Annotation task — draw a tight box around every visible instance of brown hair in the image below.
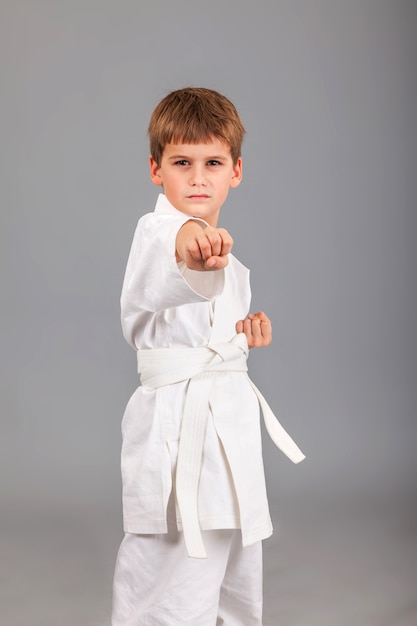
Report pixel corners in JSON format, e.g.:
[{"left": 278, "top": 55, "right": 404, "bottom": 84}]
[{"left": 148, "top": 87, "right": 245, "bottom": 165}]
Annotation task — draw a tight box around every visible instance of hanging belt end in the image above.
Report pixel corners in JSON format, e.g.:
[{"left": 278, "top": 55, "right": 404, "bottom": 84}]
[{"left": 183, "top": 530, "right": 208, "bottom": 559}]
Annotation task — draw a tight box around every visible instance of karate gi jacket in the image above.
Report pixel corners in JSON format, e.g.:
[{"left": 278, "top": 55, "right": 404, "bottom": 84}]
[{"left": 120, "top": 193, "right": 304, "bottom": 551}]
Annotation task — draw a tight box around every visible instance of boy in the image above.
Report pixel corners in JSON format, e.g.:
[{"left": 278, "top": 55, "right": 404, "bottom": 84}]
[{"left": 112, "top": 87, "right": 305, "bottom": 625}]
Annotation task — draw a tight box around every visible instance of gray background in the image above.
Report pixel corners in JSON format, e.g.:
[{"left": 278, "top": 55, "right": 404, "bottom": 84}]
[{"left": 1, "top": 1, "right": 416, "bottom": 625}]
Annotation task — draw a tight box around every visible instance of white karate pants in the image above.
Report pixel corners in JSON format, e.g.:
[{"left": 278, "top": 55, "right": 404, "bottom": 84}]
[{"left": 112, "top": 525, "right": 263, "bottom": 626}]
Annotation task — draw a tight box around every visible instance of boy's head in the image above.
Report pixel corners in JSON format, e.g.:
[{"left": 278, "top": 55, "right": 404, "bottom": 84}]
[{"left": 148, "top": 87, "right": 245, "bottom": 166}]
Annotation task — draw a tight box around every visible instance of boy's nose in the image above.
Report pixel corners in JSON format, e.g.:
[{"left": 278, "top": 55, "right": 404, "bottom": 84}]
[{"left": 189, "top": 166, "right": 207, "bottom": 186}]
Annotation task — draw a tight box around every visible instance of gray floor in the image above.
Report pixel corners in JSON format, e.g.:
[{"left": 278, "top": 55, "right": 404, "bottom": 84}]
[
  {"left": 1, "top": 494, "right": 416, "bottom": 626},
  {"left": 263, "top": 496, "right": 417, "bottom": 626}
]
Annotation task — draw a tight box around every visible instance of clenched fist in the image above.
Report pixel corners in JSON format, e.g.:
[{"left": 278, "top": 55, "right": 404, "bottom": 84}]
[
  {"left": 236, "top": 311, "right": 272, "bottom": 348},
  {"left": 176, "top": 221, "right": 233, "bottom": 271}
]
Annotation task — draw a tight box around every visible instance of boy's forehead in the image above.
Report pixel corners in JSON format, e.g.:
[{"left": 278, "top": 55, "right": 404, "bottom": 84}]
[{"left": 163, "top": 138, "right": 232, "bottom": 157}]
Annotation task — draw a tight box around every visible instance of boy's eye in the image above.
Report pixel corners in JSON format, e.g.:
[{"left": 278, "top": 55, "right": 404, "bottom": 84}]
[
  {"left": 174, "top": 160, "right": 189, "bottom": 166},
  {"left": 207, "top": 160, "right": 221, "bottom": 166}
]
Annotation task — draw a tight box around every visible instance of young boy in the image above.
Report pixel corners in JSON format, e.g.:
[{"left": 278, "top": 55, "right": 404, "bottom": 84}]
[{"left": 112, "top": 87, "right": 305, "bottom": 625}]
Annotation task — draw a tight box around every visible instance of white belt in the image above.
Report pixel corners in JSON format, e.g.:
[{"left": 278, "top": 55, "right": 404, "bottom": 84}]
[{"left": 137, "top": 333, "right": 305, "bottom": 558}]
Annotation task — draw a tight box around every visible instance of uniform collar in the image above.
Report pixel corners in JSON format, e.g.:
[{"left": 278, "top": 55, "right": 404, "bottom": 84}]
[
  {"left": 154, "top": 193, "right": 209, "bottom": 226},
  {"left": 154, "top": 193, "right": 184, "bottom": 217}
]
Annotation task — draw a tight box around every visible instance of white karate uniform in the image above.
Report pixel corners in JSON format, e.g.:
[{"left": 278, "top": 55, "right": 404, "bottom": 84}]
[
  {"left": 113, "top": 194, "right": 304, "bottom": 624},
  {"left": 112, "top": 497, "right": 263, "bottom": 625}
]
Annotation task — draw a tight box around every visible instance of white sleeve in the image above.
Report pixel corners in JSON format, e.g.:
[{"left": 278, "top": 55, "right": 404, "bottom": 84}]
[{"left": 121, "top": 214, "right": 225, "bottom": 313}]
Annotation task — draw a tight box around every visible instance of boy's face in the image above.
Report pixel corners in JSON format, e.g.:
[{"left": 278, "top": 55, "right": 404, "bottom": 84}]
[{"left": 149, "top": 138, "right": 242, "bottom": 227}]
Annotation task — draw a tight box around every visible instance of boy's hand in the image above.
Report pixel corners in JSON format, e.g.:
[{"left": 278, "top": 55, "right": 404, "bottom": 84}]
[
  {"left": 176, "top": 221, "right": 233, "bottom": 271},
  {"left": 236, "top": 311, "right": 272, "bottom": 348}
]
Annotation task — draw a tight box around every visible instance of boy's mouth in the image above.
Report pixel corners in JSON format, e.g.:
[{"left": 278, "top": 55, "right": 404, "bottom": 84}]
[{"left": 187, "top": 194, "right": 210, "bottom": 199}]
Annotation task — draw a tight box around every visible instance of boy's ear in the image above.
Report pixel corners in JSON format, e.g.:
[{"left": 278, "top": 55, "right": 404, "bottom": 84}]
[
  {"left": 149, "top": 156, "right": 163, "bottom": 186},
  {"left": 230, "top": 157, "right": 243, "bottom": 188}
]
